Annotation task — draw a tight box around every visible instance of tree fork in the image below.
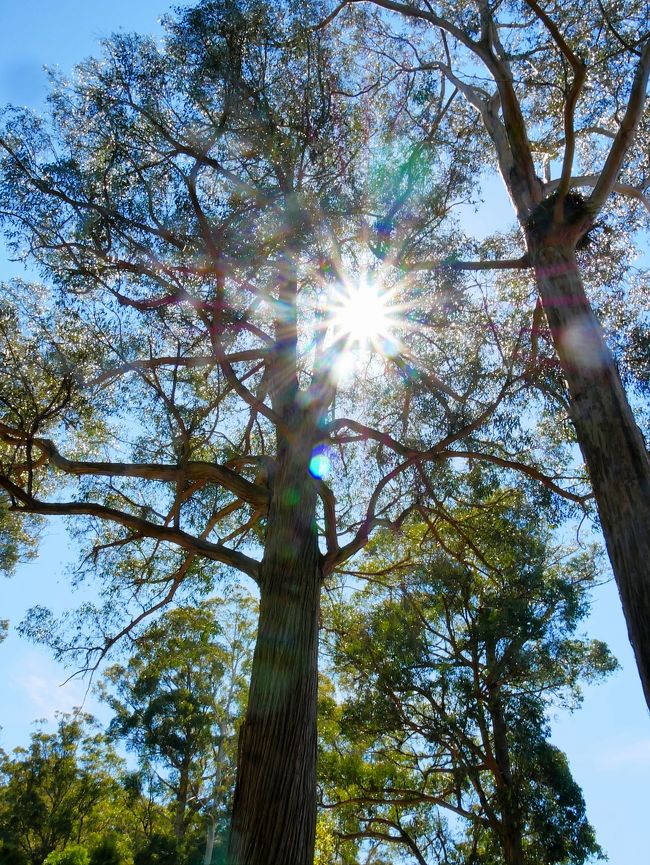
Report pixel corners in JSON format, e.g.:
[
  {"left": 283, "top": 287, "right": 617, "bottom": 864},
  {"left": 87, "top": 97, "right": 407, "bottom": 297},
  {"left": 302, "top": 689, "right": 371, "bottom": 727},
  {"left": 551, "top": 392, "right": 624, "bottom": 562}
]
[{"left": 533, "top": 241, "right": 650, "bottom": 710}]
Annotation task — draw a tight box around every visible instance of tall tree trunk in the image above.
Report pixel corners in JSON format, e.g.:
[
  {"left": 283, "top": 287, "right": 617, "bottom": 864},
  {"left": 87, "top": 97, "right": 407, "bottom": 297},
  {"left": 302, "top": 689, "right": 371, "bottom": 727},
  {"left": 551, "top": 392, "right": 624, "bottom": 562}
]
[
  {"left": 532, "top": 241, "right": 650, "bottom": 709},
  {"left": 227, "top": 433, "right": 321, "bottom": 865}
]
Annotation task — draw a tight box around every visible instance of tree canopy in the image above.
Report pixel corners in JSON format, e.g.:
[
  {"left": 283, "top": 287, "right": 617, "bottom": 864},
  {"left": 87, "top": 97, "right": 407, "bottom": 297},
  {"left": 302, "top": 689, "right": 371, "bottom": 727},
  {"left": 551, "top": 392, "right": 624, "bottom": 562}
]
[
  {"left": 0, "top": 1, "right": 648, "bottom": 863},
  {"left": 320, "top": 491, "right": 616, "bottom": 864},
  {"left": 0, "top": 715, "right": 124, "bottom": 865},
  {"left": 326, "top": 0, "right": 650, "bottom": 705},
  {"left": 100, "top": 591, "right": 255, "bottom": 860}
]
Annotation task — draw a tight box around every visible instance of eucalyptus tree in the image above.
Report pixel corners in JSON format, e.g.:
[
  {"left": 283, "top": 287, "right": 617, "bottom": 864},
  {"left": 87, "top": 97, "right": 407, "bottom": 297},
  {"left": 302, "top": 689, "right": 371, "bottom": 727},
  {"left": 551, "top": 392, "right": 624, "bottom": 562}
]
[
  {"left": 325, "top": 0, "right": 650, "bottom": 709},
  {"left": 199, "top": 593, "right": 255, "bottom": 865},
  {"left": 100, "top": 593, "right": 255, "bottom": 860},
  {"left": 0, "top": 715, "right": 125, "bottom": 865},
  {"left": 0, "top": 1, "right": 591, "bottom": 862},
  {"left": 321, "top": 489, "right": 615, "bottom": 865}
]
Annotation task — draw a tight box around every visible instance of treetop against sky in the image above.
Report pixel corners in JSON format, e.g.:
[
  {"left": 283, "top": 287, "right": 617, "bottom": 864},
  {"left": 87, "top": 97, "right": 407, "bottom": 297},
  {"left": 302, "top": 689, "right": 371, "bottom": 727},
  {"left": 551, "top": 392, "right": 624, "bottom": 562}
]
[{"left": 0, "top": 0, "right": 588, "bottom": 628}]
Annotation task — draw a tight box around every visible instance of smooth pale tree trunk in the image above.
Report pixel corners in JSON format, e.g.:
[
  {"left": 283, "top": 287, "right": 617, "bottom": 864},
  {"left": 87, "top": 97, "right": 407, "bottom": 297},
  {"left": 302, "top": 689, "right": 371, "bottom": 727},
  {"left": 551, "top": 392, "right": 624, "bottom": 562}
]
[
  {"left": 203, "top": 723, "right": 226, "bottom": 865},
  {"left": 532, "top": 241, "right": 650, "bottom": 709},
  {"left": 205, "top": 648, "right": 242, "bottom": 865},
  {"left": 227, "top": 431, "right": 321, "bottom": 865},
  {"left": 204, "top": 820, "right": 217, "bottom": 865}
]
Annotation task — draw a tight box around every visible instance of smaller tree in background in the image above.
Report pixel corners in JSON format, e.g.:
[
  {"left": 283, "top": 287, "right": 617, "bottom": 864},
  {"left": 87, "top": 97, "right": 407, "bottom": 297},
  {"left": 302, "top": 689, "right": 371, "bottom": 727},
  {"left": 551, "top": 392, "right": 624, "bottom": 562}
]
[
  {"left": 120, "top": 769, "right": 184, "bottom": 865},
  {"left": 0, "top": 714, "right": 125, "bottom": 865},
  {"left": 99, "top": 591, "right": 255, "bottom": 863},
  {"left": 320, "top": 487, "right": 617, "bottom": 865}
]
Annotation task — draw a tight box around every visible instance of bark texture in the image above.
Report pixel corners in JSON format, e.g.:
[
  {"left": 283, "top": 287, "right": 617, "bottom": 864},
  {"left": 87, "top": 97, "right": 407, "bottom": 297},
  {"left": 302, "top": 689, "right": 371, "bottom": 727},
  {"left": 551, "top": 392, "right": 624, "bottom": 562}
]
[
  {"left": 533, "top": 242, "right": 650, "bottom": 709},
  {"left": 227, "top": 436, "right": 321, "bottom": 865}
]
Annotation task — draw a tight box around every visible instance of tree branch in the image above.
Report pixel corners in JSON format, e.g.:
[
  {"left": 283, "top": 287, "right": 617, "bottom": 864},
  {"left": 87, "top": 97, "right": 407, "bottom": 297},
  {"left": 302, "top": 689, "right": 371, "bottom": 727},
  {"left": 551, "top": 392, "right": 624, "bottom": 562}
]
[
  {"left": 404, "top": 255, "right": 531, "bottom": 272},
  {"left": 315, "top": 478, "right": 340, "bottom": 560},
  {"left": 523, "top": 0, "right": 587, "bottom": 209},
  {"left": 589, "top": 35, "right": 650, "bottom": 215},
  {"left": 0, "top": 476, "right": 260, "bottom": 580},
  {"left": 544, "top": 174, "right": 650, "bottom": 213},
  {"left": 90, "top": 350, "right": 267, "bottom": 386},
  {"left": 0, "top": 426, "right": 269, "bottom": 508},
  {"left": 438, "top": 449, "right": 589, "bottom": 503}
]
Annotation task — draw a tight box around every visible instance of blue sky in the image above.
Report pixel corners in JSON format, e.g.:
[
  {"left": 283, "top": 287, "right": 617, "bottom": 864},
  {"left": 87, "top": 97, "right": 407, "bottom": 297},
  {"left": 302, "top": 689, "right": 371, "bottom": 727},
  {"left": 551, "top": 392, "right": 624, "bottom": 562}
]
[{"left": 0, "top": 3, "right": 648, "bottom": 863}]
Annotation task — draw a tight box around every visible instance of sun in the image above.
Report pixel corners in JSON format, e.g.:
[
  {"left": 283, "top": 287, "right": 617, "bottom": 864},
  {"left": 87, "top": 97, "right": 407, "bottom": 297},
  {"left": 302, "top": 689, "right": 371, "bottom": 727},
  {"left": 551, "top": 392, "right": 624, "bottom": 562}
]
[{"left": 328, "top": 276, "right": 399, "bottom": 352}]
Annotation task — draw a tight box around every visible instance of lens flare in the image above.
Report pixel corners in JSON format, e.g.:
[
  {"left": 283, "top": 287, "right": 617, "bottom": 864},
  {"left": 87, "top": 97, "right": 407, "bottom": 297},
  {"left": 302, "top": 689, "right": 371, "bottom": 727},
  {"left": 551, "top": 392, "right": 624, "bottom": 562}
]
[
  {"left": 309, "top": 446, "right": 332, "bottom": 479},
  {"left": 328, "top": 276, "right": 399, "bottom": 352}
]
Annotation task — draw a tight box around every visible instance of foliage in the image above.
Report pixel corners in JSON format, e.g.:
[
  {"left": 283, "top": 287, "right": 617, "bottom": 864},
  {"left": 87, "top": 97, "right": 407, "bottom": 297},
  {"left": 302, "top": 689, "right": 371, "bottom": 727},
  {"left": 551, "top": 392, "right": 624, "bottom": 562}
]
[
  {"left": 132, "top": 834, "right": 179, "bottom": 865},
  {"left": 0, "top": 715, "right": 125, "bottom": 865},
  {"left": 0, "top": 0, "right": 590, "bottom": 666},
  {"left": 321, "top": 489, "right": 616, "bottom": 864},
  {"left": 314, "top": 813, "right": 337, "bottom": 865},
  {"left": 0, "top": 0, "right": 647, "bottom": 860},
  {"left": 99, "top": 591, "right": 255, "bottom": 854},
  {"left": 43, "top": 847, "right": 90, "bottom": 865},
  {"left": 88, "top": 837, "right": 122, "bottom": 865},
  {"left": 0, "top": 500, "right": 40, "bottom": 578}
]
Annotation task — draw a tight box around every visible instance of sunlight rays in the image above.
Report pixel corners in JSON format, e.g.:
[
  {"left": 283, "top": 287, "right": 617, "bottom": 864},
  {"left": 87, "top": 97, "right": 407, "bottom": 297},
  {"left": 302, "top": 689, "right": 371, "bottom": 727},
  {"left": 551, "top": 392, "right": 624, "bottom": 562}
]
[{"left": 327, "top": 274, "right": 402, "bottom": 357}]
